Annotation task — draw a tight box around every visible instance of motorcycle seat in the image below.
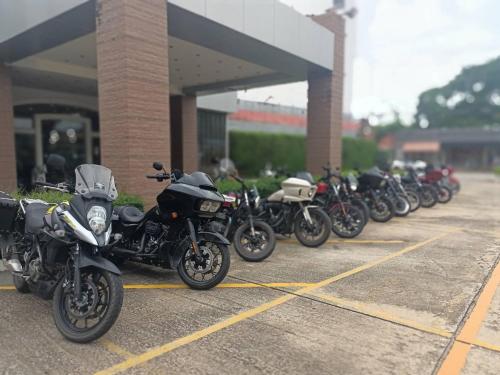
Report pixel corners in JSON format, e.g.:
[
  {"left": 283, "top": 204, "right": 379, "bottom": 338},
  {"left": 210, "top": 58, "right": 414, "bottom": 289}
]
[
  {"left": 115, "top": 206, "right": 144, "bottom": 224},
  {"left": 25, "top": 202, "right": 49, "bottom": 234}
]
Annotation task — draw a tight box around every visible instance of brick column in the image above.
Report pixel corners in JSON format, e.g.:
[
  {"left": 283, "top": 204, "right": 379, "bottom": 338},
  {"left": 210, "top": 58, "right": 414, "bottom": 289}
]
[
  {"left": 170, "top": 95, "right": 199, "bottom": 173},
  {"left": 0, "top": 65, "right": 17, "bottom": 192},
  {"left": 96, "top": 0, "right": 170, "bottom": 207},
  {"left": 307, "top": 11, "right": 345, "bottom": 174}
]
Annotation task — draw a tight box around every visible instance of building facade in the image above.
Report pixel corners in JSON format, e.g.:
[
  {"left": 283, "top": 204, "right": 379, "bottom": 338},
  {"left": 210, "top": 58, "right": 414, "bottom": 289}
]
[{"left": 0, "top": 0, "right": 345, "bottom": 205}]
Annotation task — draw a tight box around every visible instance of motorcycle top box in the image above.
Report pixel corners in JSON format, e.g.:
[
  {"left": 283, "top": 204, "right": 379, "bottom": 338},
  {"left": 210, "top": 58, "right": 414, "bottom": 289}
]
[
  {"left": 0, "top": 191, "right": 18, "bottom": 233},
  {"left": 268, "top": 178, "right": 317, "bottom": 202}
]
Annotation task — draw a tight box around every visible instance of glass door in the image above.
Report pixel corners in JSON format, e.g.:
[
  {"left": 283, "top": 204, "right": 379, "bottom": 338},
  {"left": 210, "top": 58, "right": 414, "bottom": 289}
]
[{"left": 35, "top": 114, "right": 92, "bottom": 178}]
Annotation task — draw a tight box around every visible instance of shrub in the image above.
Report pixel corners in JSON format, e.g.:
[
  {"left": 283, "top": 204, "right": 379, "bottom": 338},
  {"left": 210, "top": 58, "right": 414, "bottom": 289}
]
[
  {"left": 12, "top": 190, "right": 144, "bottom": 210},
  {"left": 494, "top": 166, "right": 500, "bottom": 176},
  {"left": 216, "top": 177, "right": 285, "bottom": 198},
  {"left": 229, "top": 131, "right": 382, "bottom": 177}
]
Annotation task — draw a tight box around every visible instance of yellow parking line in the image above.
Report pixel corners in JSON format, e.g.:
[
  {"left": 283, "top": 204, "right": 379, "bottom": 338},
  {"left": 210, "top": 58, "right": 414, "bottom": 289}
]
[
  {"left": 100, "top": 339, "right": 135, "bottom": 359},
  {"left": 468, "top": 338, "right": 500, "bottom": 353},
  {"left": 437, "top": 260, "right": 500, "bottom": 375},
  {"left": 280, "top": 239, "right": 405, "bottom": 245},
  {"left": 0, "top": 282, "right": 315, "bottom": 292},
  {"left": 123, "top": 282, "right": 315, "bottom": 290},
  {"left": 94, "top": 229, "right": 458, "bottom": 375},
  {"left": 311, "top": 293, "right": 452, "bottom": 338}
]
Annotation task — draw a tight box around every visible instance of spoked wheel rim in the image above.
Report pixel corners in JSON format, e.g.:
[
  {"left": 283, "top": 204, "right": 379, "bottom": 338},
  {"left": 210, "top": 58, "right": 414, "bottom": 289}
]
[
  {"left": 297, "top": 211, "right": 328, "bottom": 242},
  {"left": 331, "top": 207, "right": 363, "bottom": 236},
  {"left": 373, "top": 201, "right": 389, "bottom": 219},
  {"left": 182, "top": 242, "right": 223, "bottom": 283},
  {"left": 240, "top": 229, "right": 270, "bottom": 255},
  {"left": 60, "top": 271, "right": 110, "bottom": 331}
]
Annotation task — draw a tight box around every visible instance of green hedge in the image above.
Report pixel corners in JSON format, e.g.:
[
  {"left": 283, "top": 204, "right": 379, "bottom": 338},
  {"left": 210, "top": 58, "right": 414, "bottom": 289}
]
[
  {"left": 229, "top": 131, "right": 383, "bottom": 177},
  {"left": 12, "top": 190, "right": 144, "bottom": 210},
  {"left": 216, "top": 177, "right": 284, "bottom": 198},
  {"left": 494, "top": 166, "right": 500, "bottom": 176},
  {"left": 230, "top": 131, "right": 305, "bottom": 177}
]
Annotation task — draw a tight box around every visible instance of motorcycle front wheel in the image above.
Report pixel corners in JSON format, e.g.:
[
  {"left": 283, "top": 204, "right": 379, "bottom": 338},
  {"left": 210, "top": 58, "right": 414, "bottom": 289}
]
[
  {"left": 369, "top": 196, "right": 395, "bottom": 222},
  {"left": 420, "top": 185, "right": 438, "bottom": 208},
  {"left": 329, "top": 205, "right": 365, "bottom": 238},
  {"left": 177, "top": 241, "right": 230, "bottom": 290},
  {"left": 294, "top": 208, "right": 331, "bottom": 247},
  {"left": 53, "top": 268, "right": 123, "bottom": 343},
  {"left": 394, "top": 194, "right": 411, "bottom": 217},
  {"left": 233, "top": 221, "right": 276, "bottom": 262},
  {"left": 437, "top": 185, "right": 453, "bottom": 204},
  {"left": 406, "top": 189, "right": 421, "bottom": 212}
]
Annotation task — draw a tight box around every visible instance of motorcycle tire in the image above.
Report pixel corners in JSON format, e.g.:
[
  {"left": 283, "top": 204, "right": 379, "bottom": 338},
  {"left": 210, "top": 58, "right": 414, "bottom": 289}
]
[
  {"left": 233, "top": 221, "right": 276, "bottom": 262},
  {"left": 394, "top": 194, "right": 411, "bottom": 217},
  {"left": 177, "top": 241, "right": 230, "bottom": 290},
  {"left": 370, "top": 196, "right": 395, "bottom": 223},
  {"left": 351, "top": 198, "right": 370, "bottom": 226},
  {"left": 329, "top": 205, "right": 365, "bottom": 238},
  {"left": 420, "top": 185, "right": 438, "bottom": 208},
  {"left": 451, "top": 182, "right": 461, "bottom": 194},
  {"left": 437, "top": 185, "right": 453, "bottom": 204},
  {"left": 294, "top": 208, "right": 331, "bottom": 247},
  {"left": 53, "top": 269, "right": 123, "bottom": 343},
  {"left": 405, "top": 189, "right": 421, "bottom": 212}
]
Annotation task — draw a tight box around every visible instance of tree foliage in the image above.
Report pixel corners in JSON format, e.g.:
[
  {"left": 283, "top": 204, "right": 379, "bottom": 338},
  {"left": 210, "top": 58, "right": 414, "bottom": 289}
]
[{"left": 415, "top": 56, "right": 500, "bottom": 128}]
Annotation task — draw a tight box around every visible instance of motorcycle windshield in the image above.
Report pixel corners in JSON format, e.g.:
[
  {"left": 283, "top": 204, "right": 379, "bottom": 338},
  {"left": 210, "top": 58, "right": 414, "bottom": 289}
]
[{"left": 74, "top": 164, "right": 118, "bottom": 200}]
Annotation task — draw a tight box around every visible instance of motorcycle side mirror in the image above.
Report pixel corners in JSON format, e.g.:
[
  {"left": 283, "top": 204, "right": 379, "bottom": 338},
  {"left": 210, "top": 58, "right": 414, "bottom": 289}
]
[{"left": 153, "top": 162, "right": 163, "bottom": 171}]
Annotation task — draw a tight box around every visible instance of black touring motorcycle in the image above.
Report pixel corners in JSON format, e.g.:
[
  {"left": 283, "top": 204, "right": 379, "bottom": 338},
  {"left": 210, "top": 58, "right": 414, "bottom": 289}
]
[
  {"left": 109, "top": 163, "right": 230, "bottom": 290},
  {"left": 0, "top": 164, "right": 123, "bottom": 343}
]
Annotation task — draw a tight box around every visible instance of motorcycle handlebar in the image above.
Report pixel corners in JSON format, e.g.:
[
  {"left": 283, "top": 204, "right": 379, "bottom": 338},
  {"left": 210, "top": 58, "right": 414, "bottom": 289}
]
[{"left": 146, "top": 173, "right": 170, "bottom": 181}]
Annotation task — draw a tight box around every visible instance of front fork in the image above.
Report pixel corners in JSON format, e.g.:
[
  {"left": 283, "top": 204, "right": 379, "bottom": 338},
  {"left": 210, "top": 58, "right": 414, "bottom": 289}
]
[
  {"left": 300, "top": 203, "right": 314, "bottom": 226},
  {"left": 73, "top": 243, "right": 82, "bottom": 300},
  {"left": 187, "top": 219, "right": 202, "bottom": 260}
]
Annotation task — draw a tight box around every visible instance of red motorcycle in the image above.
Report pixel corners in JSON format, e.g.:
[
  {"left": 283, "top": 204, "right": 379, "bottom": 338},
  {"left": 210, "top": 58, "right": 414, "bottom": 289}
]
[
  {"left": 441, "top": 166, "right": 460, "bottom": 194},
  {"left": 420, "top": 167, "right": 453, "bottom": 204}
]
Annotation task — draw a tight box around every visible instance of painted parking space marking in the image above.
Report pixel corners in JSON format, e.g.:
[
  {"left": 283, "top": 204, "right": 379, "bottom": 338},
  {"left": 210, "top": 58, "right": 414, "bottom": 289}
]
[
  {"left": 100, "top": 339, "right": 135, "bottom": 359},
  {"left": 280, "top": 239, "right": 406, "bottom": 245},
  {"left": 437, "top": 259, "right": 500, "bottom": 375},
  {"left": 0, "top": 282, "right": 316, "bottom": 292},
  {"left": 310, "top": 293, "right": 453, "bottom": 338},
  {"left": 94, "top": 229, "right": 459, "bottom": 375}
]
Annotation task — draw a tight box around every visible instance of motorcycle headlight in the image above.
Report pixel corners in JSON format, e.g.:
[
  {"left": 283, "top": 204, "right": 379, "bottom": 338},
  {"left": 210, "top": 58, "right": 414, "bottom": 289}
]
[
  {"left": 350, "top": 184, "right": 358, "bottom": 191},
  {"left": 199, "top": 200, "right": 221, "bottom": 213},
  {"left": 87, "top": 206, "right": 107, "bottom": 235}
]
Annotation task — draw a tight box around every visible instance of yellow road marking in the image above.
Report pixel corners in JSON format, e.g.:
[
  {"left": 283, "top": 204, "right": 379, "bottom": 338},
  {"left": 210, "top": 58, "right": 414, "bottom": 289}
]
[
  {"left": 468, "top": 338, "right": 500, "bottom": 353},
  {"left": 311, "top": 293, "right": 452, "bottom": 338},
  {"left": 280, "top": 239, "right": 405, "bottom": 245},
  {"left": 437, "top": 260, "right": 500, "bottom": 375},
  {"left": 0, "top": 282, "right": 315, "bottom": 292},
  {"left": 100, "top": 339, "right": 135, "bottom": 359},
  {"left": 94, "top": 229, "right": 458, "bottom": 375}
]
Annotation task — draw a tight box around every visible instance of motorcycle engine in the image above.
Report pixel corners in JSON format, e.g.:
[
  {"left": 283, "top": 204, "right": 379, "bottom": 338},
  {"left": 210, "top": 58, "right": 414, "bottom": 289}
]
[{"left": 143, "top": 221, "right": 164, "bottom": 254}]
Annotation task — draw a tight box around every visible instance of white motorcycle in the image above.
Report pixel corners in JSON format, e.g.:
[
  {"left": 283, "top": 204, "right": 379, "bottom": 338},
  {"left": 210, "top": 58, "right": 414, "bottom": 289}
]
[{"left": 257, "top": 177, "right": 331, "bottom": 247}]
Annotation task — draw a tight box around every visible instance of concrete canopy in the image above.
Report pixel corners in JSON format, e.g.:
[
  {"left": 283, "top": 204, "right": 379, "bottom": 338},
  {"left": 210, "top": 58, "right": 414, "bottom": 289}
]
[{"left": 0, "top": 0, "right": 335, "bottom": 96}]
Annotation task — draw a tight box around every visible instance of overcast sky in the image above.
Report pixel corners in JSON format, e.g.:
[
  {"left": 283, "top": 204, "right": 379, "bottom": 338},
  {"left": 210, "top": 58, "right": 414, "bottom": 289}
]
[{"left": 238, "top": 0, "right": 499, "bottom": 123}]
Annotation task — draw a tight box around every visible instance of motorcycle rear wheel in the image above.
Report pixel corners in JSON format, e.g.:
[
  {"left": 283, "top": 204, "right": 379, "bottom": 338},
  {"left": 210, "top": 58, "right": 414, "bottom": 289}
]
[{"left": 233, "top": 221, "right": 276, "bottom": 262}]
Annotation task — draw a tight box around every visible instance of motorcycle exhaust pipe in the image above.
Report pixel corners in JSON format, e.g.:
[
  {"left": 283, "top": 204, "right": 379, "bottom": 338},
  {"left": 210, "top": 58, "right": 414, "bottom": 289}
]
[{"left": 3, "top": 259, "right": 23, "bottom": 273}]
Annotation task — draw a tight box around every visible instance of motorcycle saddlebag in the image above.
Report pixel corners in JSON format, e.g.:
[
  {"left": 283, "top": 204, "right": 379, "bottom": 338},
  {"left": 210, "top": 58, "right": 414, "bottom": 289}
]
[{"left": 0, "top": 191, "right": 18, "bottom": 232}]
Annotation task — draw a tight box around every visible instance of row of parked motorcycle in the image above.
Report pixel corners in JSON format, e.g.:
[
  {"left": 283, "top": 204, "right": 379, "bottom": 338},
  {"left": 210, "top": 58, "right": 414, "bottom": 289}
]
[{"left": 0, "top": 155, "right": 459, "bottom": 344}]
